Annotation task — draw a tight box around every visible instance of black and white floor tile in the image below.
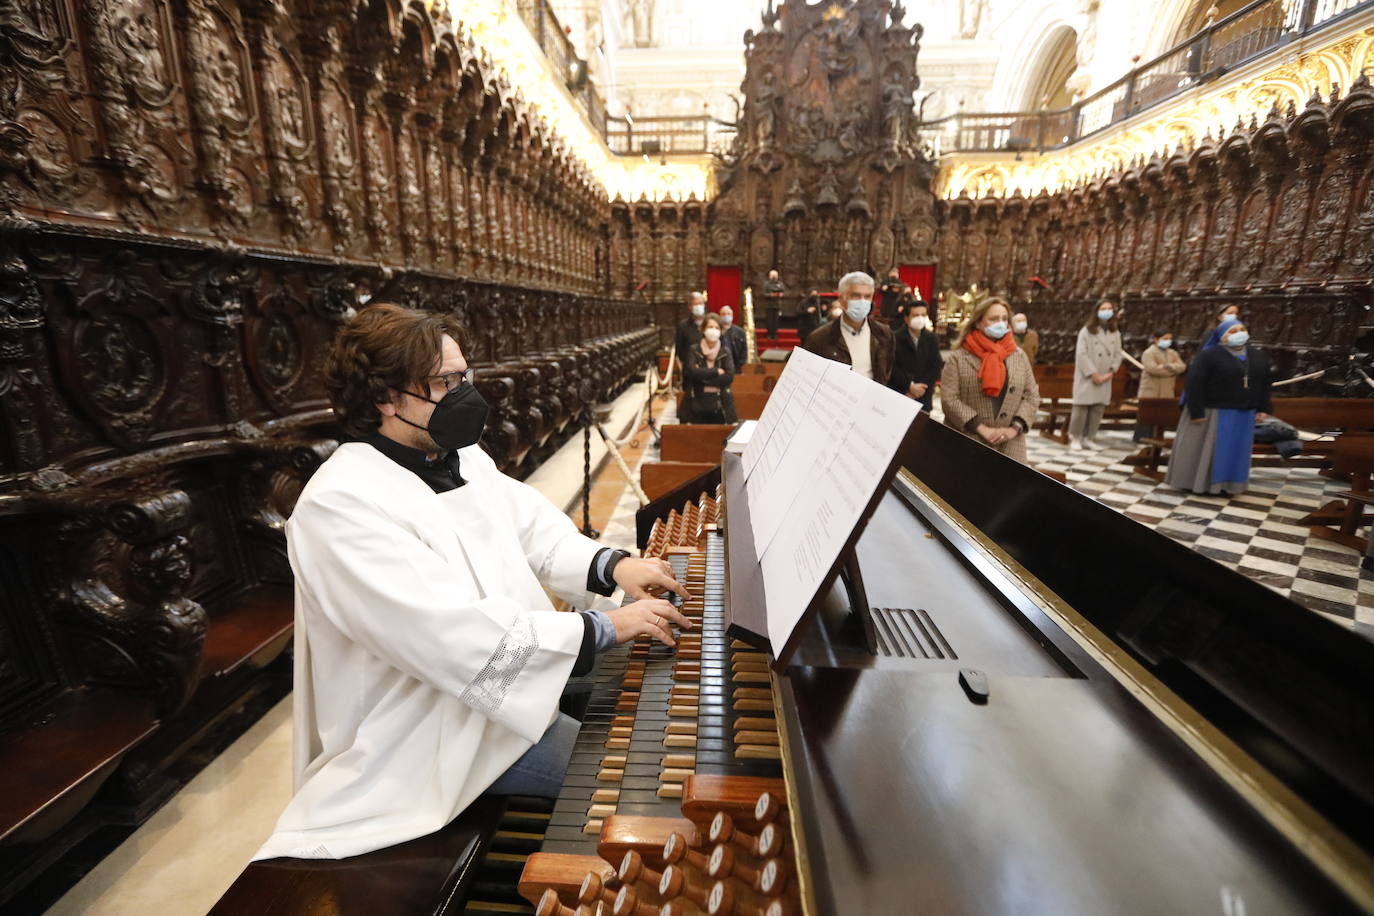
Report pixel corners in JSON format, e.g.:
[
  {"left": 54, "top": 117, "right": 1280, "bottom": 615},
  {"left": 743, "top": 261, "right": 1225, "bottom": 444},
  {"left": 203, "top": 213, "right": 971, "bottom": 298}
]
[{"left": 1020, "top": 426, "right": 1374, "bottom": 640}]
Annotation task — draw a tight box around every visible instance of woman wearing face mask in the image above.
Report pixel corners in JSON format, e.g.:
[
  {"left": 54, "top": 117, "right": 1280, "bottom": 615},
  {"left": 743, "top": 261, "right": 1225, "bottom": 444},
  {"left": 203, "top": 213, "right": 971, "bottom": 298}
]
[
  {"left": 940, "top": 297, "right": 1040, "bottom": 462},
  {"left": 679, "top": 313, "right": 737, "bottom": 424},
  {"left": 1202, "top": 304, "right": 1241, "bottom": 348},
  {"left": 1166, "top": 319, "right": 1272, "bottom": 496},
  {"left": 1068, "top": 299, "right": 1124, "bottom": 451},
  {"left": 888, "top": 303, "right": 944, "bottom": 412},
  {"left": 1134, "top": 330, "right": 1187, "bottom": 441}
]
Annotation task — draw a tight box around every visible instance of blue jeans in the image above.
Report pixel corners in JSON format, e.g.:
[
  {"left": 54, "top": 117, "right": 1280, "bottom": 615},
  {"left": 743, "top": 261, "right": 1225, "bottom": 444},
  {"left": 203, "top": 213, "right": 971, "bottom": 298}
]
[{"left": 485, "top": 713, "right": 580, "bottom": 797}]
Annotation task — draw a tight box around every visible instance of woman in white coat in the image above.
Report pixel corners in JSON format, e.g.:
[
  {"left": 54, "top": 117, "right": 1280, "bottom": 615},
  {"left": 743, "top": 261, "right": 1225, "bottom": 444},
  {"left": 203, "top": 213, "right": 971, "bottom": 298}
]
[{"left": 1069, "top": 299, "right": 1123, "bottom": 450}]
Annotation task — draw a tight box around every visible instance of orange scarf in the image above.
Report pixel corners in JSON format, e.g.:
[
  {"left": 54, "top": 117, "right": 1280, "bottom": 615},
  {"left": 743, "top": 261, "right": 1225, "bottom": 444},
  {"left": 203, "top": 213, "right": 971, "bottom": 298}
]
[{"left": 962, "top": 329, "right": 1017, "bottom": 396}]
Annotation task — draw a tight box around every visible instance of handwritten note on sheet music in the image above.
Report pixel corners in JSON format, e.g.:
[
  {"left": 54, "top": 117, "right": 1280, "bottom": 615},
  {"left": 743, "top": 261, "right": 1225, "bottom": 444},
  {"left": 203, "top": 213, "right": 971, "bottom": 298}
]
[{"left": 738, "top": 351, "right": 922, "bottom": 654}]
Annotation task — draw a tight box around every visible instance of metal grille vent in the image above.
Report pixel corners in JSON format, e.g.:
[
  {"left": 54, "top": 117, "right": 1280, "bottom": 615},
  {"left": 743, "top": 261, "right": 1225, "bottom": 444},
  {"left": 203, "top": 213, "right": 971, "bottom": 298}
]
[{"left": 871, "top": 607, "right": 957, "bottom": 659}]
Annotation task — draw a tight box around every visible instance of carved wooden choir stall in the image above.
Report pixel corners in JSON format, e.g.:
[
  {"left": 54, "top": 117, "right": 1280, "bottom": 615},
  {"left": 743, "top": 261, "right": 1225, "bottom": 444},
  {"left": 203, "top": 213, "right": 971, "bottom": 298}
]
[{"left": 0, "top": 0, "right": 651, "bottom": 907}]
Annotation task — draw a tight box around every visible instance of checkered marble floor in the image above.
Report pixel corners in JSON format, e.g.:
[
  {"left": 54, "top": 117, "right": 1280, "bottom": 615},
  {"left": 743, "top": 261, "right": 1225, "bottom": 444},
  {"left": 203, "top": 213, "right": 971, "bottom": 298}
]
[{"left": 1021, "top": 426, "right": 1374, "bottom": 640}]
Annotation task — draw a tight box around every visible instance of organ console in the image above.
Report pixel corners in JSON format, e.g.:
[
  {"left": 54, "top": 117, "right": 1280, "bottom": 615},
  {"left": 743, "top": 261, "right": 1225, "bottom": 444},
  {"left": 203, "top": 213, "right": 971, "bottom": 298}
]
[{"left": 489, "top": 411, "right": 1374, "bottom": 915}]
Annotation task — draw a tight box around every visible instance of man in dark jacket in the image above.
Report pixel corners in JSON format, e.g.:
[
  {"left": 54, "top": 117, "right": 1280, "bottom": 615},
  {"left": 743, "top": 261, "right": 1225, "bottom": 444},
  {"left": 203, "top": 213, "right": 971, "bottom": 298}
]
[
  {"left": 801, "top": 271, "right": 894, "bottom": 384},
  {"left": 762, "top": 269, "right": 786, "bottom": 340},
  {"left": 888, "top": 302, "right": 943, "bottom": 412},
  {"left": 673, "top": 291, "right": 706, "bottom": 360},
  {"left": 719, "top": 305, "right": 749, "bottom": 369},
  {"left": 877, "top": 268, "right": 905, "bottom": 326}
]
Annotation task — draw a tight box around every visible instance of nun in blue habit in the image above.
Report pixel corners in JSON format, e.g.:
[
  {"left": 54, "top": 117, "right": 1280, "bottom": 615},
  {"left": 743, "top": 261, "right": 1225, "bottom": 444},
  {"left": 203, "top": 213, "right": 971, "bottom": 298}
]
[{"left": 1166, "top": 318, "right": 1273, "bottom": 496}]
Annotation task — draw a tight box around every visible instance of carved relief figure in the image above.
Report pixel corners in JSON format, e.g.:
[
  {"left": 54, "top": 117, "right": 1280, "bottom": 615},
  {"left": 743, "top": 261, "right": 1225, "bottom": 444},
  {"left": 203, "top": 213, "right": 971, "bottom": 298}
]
[
  {"left": 960, "top": 0, "right": 988, "bottom": 39},
  {"left": 206, "top": 26, "right": 247, "bottom": 126},
  {"left": 79, "top": 315, "right": 158, "bottom": 411},
  {"left": 623, "top": 0, "right": 657, "bottom": 48},
  {"left": 753, "top": 70, "right": 779, "bottom": 151},
  {"left": 113, "top": 6, "right": 171, "bottom": 102},
  {"left": 881, "top": 75, "right": 908, "bottom": 151}
]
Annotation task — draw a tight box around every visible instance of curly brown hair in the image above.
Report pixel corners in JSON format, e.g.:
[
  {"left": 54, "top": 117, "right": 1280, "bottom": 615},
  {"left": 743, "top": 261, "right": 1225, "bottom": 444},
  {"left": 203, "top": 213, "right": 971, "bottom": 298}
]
[{"left": 324, "top": 302, "right": 465, "bottom": 438}]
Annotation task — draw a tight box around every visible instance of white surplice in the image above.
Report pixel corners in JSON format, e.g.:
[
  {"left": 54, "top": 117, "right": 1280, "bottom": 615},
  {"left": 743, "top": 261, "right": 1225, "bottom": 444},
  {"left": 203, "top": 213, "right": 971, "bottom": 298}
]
[{"left": 254, "top": 441, "right": 607, "bottom": 860}]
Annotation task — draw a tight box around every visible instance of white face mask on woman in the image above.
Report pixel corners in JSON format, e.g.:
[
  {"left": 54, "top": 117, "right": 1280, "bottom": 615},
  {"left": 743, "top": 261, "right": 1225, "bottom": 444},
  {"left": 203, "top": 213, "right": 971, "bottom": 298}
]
[{"left": 703, "top": 327, "right": 721, "bottom": 343}]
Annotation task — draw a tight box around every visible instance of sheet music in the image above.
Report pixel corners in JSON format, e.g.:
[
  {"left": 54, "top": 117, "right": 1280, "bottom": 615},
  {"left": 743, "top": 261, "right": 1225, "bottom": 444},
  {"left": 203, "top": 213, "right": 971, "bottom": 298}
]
[
  {"left": 742, "top": 359, "right": 921, "bottom": 653},
  {"left": 746, "top": 363, "right": 856, "bottom": 554},
  {"left": 740, "top": 348, "right": 828, "bottom": 480}
]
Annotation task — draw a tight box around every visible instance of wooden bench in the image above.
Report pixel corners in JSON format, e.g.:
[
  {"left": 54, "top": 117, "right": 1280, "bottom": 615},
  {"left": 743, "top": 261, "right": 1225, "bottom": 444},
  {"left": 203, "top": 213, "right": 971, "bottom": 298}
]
[
  {"left": 642, "top": 461, "right": 718, "bottom": 502},
  {"left": 660, "top": 424, "right": 736, "bottom": 464},
  {"left": 1126, "top": 397, "right": 1374, "bottom": 481},
  {"left": 210, "top": 795, "right": 507, "bottom": 916},
  {"left": 1125, "top": 398, "right": 1183, "bottom": 481},
  {"left": 1035, "top": 364, "right": 1132, "bottom": 444},
  {"left": 1303, "top": 433, "right": 1374, "bottom": 551}
]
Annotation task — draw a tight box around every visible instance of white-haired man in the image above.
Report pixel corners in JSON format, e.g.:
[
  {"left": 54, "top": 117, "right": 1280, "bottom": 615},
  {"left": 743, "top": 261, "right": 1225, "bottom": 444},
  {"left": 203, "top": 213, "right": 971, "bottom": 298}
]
[{"left": 801, "top": 271, "right": 894, "bottom": 383}]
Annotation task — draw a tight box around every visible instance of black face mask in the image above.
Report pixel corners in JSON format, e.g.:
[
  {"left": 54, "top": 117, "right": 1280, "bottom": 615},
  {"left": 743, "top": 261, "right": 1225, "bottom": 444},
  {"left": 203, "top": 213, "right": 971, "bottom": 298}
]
[{"left": 398, "top": 383, "right": 489, "bottom": 451}]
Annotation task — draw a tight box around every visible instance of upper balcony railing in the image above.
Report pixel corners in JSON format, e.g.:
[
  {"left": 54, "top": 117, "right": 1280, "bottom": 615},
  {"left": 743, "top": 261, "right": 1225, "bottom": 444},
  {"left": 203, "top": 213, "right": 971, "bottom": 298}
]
[
  {"left": 589, "top": 0, "right": 1369, "bottom": 159},
  {"left": 917, "top": 0, "right": 1371, "bottom": 155},
  {"left": 605, "top": 115, "right": 739, "bottom": 157},
  {"left": 515, "top": 0, "right": 608, "bottom": 135}
]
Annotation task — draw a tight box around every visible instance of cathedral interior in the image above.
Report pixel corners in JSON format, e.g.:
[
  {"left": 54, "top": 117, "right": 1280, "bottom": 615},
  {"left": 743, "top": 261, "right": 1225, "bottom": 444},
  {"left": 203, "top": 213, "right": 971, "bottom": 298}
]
[{"left": 2, "top": 1, "right": 1374, "bottom": 914}]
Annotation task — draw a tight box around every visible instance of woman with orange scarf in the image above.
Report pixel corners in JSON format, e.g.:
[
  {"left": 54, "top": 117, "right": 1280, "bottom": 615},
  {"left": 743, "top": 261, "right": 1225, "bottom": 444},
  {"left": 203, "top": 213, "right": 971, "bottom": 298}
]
[{"left": 940, "top": 297, "right": 1041, "bottom": 463}]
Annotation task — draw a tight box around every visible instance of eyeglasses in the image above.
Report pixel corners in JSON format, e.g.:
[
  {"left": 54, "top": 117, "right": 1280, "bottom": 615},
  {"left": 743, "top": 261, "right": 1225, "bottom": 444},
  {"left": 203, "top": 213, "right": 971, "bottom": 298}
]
[{"left": 426, "top": 368, "right": 477, "bottom": 392}]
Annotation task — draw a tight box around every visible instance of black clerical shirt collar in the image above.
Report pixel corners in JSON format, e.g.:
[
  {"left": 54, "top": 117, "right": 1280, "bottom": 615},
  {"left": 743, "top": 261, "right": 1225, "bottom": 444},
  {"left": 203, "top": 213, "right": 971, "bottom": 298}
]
[{"left": 363, "top": 432, "right": 465, "bottom": 492}]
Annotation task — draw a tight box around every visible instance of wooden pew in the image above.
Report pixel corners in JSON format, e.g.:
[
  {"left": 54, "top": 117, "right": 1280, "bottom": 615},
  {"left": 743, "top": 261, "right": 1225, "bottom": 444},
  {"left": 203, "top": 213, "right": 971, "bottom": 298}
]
[
  {"left": 210, "top": 796, "right": 507, "bottom": 916},
  {"left": 1035, "top": 365, "right": 1134, "bottom": 444},
  {"left": 1127, "top": 397, "right": 1374, "bottom": 481},
  {"left": 1126, "top": 398, "right": 1183, "bottom": 480},
  {"left": 1304, "top": 432, "right": 1374, "bottom": 550},
  {"left": 642, "top": 461, "right": 718, "bottom": 502},
  {"left": 661, "top": 424, "right": 736, "bottom": 464}
]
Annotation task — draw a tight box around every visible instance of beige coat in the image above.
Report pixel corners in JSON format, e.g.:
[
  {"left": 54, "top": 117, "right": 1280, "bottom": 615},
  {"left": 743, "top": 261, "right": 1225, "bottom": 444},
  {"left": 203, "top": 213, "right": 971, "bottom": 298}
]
[
  {"left": 1014, "top": 328, "right": 1039, "bottom": 364},
  {"left": 1138, "top": 344, "right": 1186, "bottom": 399},
  {"left": 1073, "top": 326, "right": 1123, "bottom": 405},
  {"left": 940, "top": 347, "right": 1041, "bottom": 463}
]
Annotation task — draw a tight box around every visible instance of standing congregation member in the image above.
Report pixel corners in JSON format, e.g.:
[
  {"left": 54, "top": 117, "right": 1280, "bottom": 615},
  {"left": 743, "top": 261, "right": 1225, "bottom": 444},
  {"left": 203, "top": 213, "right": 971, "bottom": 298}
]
[
  {"left": 1012, "top": 313, "right": 1039, "bottom": 364},
  {"left": 1134, "top": 330, "right": 1186, "bottom": 441},
  {"left": 719, "top": 305, "right": 749, "bottom": 370},
  {"left": 255, "top": 304, "right": 692, "bottom": 861},
  {"left": 878, "top": 267, "right": 906, "bottom": 326},
  {"left": 680, "top": 313, "right": 737, "bottom": 424},
  {"left": 940, "top": 297, "right": 1040, "bottom": 463},
  {"left": 1200, "top": 304, "right": 1241, "bottom": 350},
  {"left": 1166, "top": 318, "right": 1272, "bottom": 496},
  {"left": 801, "top": 270, "right": 895, "bottom": 384},
  {"left": 827, "top": 300, "right": 844, "bottom": 322},
  {"left": 888, "top": 301, "right": 943, "bottom": 412},
  {"left": 762, "top": 269, "right": 786, "bottom": 340},
  {"left": 1069, "top": 299, "right": 1123, "bottom": 451},
  {"left": 674, "top": 291, "right": 707, "bottom": 361},
  {"left": 798, "top": 288, "right": 823, "bottom": 339}
]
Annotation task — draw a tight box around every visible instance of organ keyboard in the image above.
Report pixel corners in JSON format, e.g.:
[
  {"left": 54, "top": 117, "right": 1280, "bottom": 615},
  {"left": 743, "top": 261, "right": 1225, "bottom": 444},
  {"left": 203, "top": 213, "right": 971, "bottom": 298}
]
[{"left": 490, "top": 413, "right": 1374, "bottom": 916}]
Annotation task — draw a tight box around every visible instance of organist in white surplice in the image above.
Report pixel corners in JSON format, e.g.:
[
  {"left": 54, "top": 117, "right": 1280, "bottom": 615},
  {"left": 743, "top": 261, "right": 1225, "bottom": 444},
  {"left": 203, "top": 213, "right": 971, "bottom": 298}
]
[{"left": 255, "top": 303, "right": 691, "bottom": 861}]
